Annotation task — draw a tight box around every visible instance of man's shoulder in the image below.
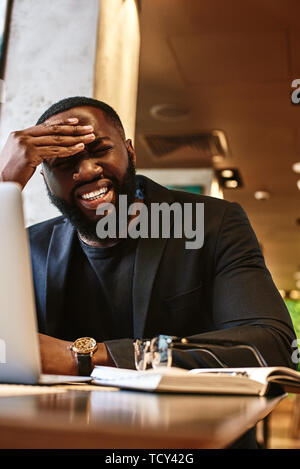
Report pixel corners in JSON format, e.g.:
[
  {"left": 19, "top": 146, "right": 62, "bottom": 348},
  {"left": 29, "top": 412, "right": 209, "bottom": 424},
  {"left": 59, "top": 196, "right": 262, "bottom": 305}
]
[
  {"left": 28, "top": 215, "right": 67, "bottom": 241},
  {"left": 170, "top": 188, "right": 229, "bottom": 207},
  {"left": 139, "top": 174, "right": 235, "bottom": 212}
]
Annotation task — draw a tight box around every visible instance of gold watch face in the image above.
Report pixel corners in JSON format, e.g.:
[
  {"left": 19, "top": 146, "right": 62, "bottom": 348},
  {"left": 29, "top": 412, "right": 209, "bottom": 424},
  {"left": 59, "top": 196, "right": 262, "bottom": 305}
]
[{"left": 72, "top": 337, "right": 97, "bottom": 354}]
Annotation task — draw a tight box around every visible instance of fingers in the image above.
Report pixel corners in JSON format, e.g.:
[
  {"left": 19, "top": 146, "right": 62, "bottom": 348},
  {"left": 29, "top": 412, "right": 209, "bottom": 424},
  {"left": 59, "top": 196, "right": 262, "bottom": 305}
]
[
  {"left": 39, "top": 142, "right": 86, "bottom": 159},
  {"left": 31, "top": 123, "right": 94, "bottom": 137},
  {"left": 4, "top": 118, "right": 97, "bottom": 176},
  {"left": 25, "top": 118, "right": 94, "bottom": 137},
  {"left": 32, "top": 132, "right": 95, "bottom": 147},
  {"left": 48, "top": 117, "right": 79, "bottom": 125},
  {"left": 19, "top": 117, "right": 96, "bottom": 160}
]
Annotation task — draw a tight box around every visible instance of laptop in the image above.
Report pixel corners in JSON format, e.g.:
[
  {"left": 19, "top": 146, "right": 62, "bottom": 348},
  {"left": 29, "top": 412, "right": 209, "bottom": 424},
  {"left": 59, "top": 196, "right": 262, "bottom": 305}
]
[{"left": 0, "top": 182, "right": 90, "bottom": 384}]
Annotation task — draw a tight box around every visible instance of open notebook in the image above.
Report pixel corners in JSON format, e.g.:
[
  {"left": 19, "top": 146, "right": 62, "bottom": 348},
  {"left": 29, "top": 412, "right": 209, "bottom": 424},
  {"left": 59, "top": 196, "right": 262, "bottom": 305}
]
[{"left": 91, "top": 365, "right": 300, "bottom": 396}]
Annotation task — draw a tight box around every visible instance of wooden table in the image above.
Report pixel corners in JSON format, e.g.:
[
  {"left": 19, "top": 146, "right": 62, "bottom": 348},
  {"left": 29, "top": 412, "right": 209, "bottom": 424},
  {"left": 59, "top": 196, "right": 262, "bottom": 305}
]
[{"left": 0, "top": 385, "right": 285, "bottom": 449}]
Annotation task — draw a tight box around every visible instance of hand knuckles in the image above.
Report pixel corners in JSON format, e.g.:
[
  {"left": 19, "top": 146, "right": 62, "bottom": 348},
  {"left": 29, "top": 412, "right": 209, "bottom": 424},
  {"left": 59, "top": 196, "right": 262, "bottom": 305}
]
[
  {"left": 10, "top": 130, "right": 22, "bottom": 140},
  {"left": 10, "top": 131, "right": 28, "bottom": 146},
  {"left": 51, "top": 124, "right": 60, "bottom": 133},
  {"left": 51, "top": 147, "right": 60, "bottom": 154},
  {"left": 72, "top": 126, "right": 82, "bottom": 135},
  {"left": 68, "top": 146, "right": 78, "bottom": 153},
  {"left": 53, "top": 135, "right": 62, "bottom": 143}
]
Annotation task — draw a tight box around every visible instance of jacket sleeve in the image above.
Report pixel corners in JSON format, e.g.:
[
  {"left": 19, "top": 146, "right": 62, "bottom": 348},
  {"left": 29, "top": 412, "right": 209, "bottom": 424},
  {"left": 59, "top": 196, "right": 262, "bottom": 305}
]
[
  {"left": 172, "top": 202, "right": 297, "bottom": 370},
  {"left": 104, "top": 338, "right": 135, "bottom": 369}
]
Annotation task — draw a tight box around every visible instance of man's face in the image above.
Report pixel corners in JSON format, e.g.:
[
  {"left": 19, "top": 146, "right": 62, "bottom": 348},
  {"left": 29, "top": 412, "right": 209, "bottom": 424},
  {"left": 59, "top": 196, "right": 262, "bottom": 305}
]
[{"left": 42, "top": 106, "right": 137, "bottom": 241}]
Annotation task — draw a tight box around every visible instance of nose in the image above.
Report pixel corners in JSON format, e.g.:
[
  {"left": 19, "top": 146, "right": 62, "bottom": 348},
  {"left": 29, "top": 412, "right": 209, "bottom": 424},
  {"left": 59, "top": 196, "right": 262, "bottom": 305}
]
[{"left": 72, "top": 157, "right": 103, "bottom": 182}]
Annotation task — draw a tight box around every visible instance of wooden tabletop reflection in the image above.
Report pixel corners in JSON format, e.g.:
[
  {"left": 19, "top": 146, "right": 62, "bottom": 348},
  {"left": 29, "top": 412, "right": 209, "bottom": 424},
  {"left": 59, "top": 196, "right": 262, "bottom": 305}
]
[{"left": 0, "top": 386, "right": 285, "bottom": 448}]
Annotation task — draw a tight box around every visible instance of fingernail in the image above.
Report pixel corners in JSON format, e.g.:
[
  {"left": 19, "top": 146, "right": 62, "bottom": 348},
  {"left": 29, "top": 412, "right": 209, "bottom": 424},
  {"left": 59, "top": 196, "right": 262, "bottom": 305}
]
[
  {"left": 67, "top": 118, "right": 78, "bottom": 123},
  {"left": 82, "top": 125, "right": 94, "bottom": 131},
  {"left": 76, "top": 143, "right": 85, "bottom": 148}
]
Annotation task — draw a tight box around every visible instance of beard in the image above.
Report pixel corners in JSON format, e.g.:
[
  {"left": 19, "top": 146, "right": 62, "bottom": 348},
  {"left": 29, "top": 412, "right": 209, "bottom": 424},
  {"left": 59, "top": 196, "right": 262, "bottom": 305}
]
[{"left": 44, "top": 154, "right": 137, "bottom": 243}]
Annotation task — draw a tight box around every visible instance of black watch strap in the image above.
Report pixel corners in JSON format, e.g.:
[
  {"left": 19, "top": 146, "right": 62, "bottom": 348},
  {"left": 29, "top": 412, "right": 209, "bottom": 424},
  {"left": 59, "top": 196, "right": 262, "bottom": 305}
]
[{"left": 77, "top": 353, "right": 92, "bottom": 376}]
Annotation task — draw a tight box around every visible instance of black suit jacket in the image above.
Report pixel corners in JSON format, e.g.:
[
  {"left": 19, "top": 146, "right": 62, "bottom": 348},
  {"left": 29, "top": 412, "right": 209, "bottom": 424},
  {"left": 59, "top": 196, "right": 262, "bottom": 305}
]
[{"left": 28, "top": 176, "right": 296, "bottom": 369}]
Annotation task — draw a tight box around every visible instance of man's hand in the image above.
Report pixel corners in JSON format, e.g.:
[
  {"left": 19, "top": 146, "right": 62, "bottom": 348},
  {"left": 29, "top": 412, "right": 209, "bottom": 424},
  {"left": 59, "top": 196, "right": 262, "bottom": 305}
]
[
  {"left": 38, "top": 333, "right": 115, "bottom": 376},
  {"left": 0, "top": 118, "right": 95, "bottom": 189}
]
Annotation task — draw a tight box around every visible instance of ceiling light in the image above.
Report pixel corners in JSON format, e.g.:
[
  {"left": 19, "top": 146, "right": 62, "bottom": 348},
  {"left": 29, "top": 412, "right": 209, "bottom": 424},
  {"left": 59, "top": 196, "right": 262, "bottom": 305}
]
[
  {"left": 215, "top": 168, "right": 243, "bottom": 189},
  {"left": 212, "top": 155, "right": 224, "bottom": 164},
  {"left": 292, "top": 162, "right": 300, "bottom": 174},
  {"left": 254, "top": 191, "right": 270, "bottom": 201},
  {"left": 224, "top": 179, "right": 238, "bottom": 188},
  {"left": 297, "top": 180, "right": 300, "bottom": 191},
  {"left": 289, "top": 290, "right": 300, "bottom": 300},
  {"left": 150, "top": 104, "right": 189, "bottom": 122},
  {"left": 220, "top": 169, "right": 234, "bottom": 178}
]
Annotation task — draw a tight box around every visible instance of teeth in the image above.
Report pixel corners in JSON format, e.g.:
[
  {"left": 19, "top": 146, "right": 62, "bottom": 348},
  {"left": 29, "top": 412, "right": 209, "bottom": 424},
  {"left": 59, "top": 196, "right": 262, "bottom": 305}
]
[{"left": 81, "top": 187, "right": 109, "bottom": 200}]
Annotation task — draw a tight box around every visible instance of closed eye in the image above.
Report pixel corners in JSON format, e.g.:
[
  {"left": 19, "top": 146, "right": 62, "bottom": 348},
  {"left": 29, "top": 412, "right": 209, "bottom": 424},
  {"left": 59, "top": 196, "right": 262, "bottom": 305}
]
[
  {"left": 52, "top": 146, "right": 112, "bottom": 169},
  {"left": 92, "top": 145, "right": 113, "bottom": 155}
]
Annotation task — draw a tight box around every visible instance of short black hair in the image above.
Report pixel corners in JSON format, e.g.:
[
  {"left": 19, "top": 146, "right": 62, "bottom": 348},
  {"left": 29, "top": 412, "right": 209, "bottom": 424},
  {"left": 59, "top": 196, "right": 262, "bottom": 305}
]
[{"left": 36, "top": 96, "right": 125, "bottom": 138}]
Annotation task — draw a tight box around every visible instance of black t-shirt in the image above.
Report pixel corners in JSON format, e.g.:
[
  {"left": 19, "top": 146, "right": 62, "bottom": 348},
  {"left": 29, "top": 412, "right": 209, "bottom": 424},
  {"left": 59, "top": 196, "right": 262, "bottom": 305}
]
[{"left": 58, "top": 235, "right": 137, "bottom": 342}]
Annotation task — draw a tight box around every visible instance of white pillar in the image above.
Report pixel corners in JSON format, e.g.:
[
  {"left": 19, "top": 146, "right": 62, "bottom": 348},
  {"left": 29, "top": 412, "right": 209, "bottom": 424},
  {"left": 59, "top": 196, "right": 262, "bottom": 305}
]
[{"left": 0, "top": 0, "right": 99, "bottom": 226}]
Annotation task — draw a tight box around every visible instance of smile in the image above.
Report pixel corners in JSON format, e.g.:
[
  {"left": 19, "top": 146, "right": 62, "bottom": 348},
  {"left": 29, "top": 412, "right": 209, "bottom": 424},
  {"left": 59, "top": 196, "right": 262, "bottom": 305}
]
[
  {"left": 76, "top": 182, "right": 115, "bottom": 210},
  {"left": 80, "top": 186, "right": 109, "bottom": 201}
]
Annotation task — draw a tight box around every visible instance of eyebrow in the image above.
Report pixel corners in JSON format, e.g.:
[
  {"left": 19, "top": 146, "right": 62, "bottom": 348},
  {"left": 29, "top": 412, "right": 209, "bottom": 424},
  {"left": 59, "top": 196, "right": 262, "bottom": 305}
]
[{"left": 86, "top": 136, "right": 111, "bottom": 151}]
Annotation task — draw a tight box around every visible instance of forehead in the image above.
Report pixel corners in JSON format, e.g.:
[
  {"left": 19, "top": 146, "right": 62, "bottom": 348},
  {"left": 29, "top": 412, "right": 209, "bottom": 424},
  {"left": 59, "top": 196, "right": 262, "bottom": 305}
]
[{"left": 45, "top": 106, "right": 121, "bottom": 139}]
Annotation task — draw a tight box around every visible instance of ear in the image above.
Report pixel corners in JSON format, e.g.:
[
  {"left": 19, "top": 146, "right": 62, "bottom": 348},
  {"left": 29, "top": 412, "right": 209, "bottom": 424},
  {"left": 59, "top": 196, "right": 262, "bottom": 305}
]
[{"left": 126, "top": 139, "right": 137, "bottom": 166}]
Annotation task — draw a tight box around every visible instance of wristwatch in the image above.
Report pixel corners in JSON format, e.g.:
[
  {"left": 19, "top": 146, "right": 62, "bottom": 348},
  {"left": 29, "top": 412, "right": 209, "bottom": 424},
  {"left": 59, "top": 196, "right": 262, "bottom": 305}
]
[{"left": 70, "top": 337, "right": 98, "bottom": 376}]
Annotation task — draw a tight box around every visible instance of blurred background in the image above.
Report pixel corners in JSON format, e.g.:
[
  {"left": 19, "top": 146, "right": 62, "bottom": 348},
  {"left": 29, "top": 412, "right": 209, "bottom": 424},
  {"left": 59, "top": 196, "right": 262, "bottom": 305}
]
[{"left": 0, "top": 0, "right": 300, "bottom": 338}]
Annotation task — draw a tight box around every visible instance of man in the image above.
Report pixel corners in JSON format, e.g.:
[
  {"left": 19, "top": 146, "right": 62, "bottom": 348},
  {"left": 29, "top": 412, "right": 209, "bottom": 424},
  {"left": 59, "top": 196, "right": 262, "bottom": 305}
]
[{"left": 0, "top": 96, "right": 297, "bottom": 377}]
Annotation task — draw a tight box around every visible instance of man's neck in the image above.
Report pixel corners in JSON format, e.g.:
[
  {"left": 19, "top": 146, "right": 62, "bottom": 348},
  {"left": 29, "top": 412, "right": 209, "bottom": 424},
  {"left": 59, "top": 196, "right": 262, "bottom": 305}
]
[
  {"left": 78, "top": 196, "right": 144, "bottom": 248},
  {"left": 78, "top": 233, "right": 120, "bottom": 248}
]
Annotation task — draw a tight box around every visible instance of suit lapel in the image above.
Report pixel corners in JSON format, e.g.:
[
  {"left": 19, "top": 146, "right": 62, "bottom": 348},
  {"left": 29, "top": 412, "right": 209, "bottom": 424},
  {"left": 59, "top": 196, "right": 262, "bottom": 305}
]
[
  {"left": 45, "top": 220, "right": 76, "bottom": 337},
  {"left": 132, "top": 176, "right": 174, "bottom": 338}
]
